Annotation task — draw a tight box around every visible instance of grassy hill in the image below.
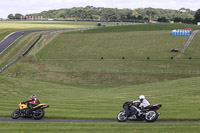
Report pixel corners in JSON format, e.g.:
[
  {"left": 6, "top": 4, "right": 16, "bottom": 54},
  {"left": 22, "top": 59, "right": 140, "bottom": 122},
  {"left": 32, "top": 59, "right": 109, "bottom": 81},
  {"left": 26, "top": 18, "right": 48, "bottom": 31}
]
[
  {"left": 2, "top": 23, "right": 199, "bottom": 86},
  {"left": 1, "top": 23, "right": 200, "bottom": 119},
  {"left": 84, "top": 23, "right": 200, "bottom": 33},
  {"left": 1, "top": 22, "right": 200, "bottom": 132},
  {"left": 0, "top": 75, "right": 200, "bottom": 121}
]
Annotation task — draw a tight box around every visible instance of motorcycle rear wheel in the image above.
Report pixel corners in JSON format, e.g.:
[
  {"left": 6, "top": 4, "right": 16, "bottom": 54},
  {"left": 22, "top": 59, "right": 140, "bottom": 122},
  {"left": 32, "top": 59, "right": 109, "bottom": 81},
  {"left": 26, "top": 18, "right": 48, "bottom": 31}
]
[
  {"left": 33, "top": 109, "right": 45, "bottom": 120},
  {"left": 11, "top": 109, "right": 21, "bottom": 119},
  {"left": 145, "top": 111, "right": 158, "bottom": 122},
  {"left": 117, "top": 111, "right": 128, "bottom": 122}
]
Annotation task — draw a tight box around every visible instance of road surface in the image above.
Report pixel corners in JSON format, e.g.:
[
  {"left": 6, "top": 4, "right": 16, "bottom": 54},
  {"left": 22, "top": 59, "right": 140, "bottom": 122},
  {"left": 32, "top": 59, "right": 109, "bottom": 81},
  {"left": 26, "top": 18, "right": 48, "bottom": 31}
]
[
  {"left": 0, "top": 30, "right": 50, "bottom": 55},
  {"left": 0, "top": 117, "right": 200, "bottom": 123}
]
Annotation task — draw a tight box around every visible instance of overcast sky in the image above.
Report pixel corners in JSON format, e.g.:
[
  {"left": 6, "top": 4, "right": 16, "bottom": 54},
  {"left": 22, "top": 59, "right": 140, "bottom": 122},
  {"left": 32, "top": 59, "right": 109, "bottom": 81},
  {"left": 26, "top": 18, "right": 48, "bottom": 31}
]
[{"left": 0, "top": 0, "right": 200, "bottom": 18}]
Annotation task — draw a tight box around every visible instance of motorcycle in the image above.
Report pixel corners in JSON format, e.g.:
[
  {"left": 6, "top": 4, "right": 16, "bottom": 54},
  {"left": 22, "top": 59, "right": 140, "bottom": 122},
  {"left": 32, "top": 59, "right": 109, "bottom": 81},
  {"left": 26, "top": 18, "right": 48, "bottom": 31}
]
[
  {"left": 117, "top": 102, "right": 162, "bottom": 122},
  {"left": 11, "top": 102, "right": 49, "bottom": 120}
]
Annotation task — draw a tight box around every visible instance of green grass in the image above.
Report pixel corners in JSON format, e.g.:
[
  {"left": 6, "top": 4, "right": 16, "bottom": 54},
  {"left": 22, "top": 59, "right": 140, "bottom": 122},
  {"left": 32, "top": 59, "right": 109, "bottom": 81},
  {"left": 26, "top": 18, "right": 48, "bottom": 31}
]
[
  {"left": 1, "top": 23, "right": 200, "bottom": 121},
  {"left": 2, "top": 24, "right": 200, "bottom": 86},
  {"left": 0, "top": 122, "right": 200, "bottom": 133},
  {"left": 0, "top": 32, "right": 42, "bottom": 68},
  {"left": 0, "top": 21, "right": 91, "bottom": 29},
  {"left": 8, "top": 24, "right": 197, "bottom": 86},
  {"left": 1, "top": 22, "right": 200, "bottom": 132},
  {"left": 84, "top": 23, "right": 200, "bottom": 33},
  {"left": 0, "top": 30, "right": 15, "bottom": 42},
  {"left": 0, "top": 21, "right": 114, "bottom": 30},
  {"left": 0, "top": 75, "right": 200, "bottom": 121},
  {"left": 184, "top": 31, "right": 200, "bottom": 56},
  {"left": 36, "top": 24, "right": 200, "bottom": 61},
  {"left": 37, "top": 30, "right": 188, "bottom": 60}
]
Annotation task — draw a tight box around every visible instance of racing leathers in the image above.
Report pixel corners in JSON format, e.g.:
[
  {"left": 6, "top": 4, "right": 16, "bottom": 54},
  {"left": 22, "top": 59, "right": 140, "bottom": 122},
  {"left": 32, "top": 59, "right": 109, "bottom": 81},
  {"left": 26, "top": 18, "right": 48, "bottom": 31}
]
[
  {"left": 124, "top": 99, "right": 150, "bottom": 116},
  {"left": 26, "top": 98, "right": 40, "bottom": 110},
  {"left": 134, "top": 98, "right": 150, "bottom": 108}
]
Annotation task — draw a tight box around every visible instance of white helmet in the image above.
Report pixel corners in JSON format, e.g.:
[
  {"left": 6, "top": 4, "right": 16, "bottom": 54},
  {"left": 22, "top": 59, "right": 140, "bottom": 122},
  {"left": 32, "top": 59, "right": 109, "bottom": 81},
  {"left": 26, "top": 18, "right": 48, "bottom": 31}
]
[{"left": 139, "top": 95, "right": 145, "bottom": 100}]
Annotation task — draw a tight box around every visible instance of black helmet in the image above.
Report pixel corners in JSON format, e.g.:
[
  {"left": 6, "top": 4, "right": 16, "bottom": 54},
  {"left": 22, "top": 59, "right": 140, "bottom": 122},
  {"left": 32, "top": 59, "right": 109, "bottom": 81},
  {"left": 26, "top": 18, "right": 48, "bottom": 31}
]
[{"left": 31, "top": 95, "right": 36, "bottom": 99}]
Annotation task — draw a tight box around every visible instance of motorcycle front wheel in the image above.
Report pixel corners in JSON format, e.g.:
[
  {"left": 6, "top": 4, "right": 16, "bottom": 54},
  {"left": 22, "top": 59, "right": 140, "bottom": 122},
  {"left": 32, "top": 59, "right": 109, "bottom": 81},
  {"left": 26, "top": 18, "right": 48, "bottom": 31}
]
[
  {"left": 33, "top": 109, "right": 45, "bottom": 120},
  {"left": 117, "top": 111, "right": 128, "bottom": 122},
  {"left": 11, "top": 109, "right": 21, "bottom": 119},
  {"left": 145, "top": 111, "right": 158, "bottom": 122}
]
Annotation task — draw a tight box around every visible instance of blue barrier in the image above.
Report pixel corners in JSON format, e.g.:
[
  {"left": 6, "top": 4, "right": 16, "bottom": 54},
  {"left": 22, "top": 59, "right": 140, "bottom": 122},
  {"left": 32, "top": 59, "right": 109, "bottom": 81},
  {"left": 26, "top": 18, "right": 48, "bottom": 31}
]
[{"left": 172, "top": 29, "right": 191, "bottom": 36}]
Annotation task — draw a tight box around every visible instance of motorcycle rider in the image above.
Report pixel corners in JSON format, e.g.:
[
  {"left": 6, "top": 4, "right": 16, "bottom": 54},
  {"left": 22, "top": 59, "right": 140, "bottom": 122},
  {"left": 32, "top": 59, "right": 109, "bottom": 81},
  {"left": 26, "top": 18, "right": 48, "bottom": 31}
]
[
  {"left": 124, "top": 95, "right": 150, "bottom": 116},
  {"left": 137, "top": 95, "right": 150, "bottom": 109},
  {"left": 26, "top": 95, "right": 40, "bottom": 113}
]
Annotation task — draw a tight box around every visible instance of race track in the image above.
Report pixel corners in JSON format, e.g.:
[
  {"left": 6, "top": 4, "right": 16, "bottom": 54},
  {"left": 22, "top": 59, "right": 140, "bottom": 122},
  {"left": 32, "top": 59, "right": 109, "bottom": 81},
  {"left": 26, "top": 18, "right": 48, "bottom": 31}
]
[
  {"left": 0, "top": 30, "right": 50, "bottom": 55},
  {"left": 0, "top": 117, "right": 200, "bottom": 123},
  {"left": 0, "top": 28, "right": 96, "bottom": 56},
  {"left": 1, "top": 28, "right": 200, "bottom": 124}
]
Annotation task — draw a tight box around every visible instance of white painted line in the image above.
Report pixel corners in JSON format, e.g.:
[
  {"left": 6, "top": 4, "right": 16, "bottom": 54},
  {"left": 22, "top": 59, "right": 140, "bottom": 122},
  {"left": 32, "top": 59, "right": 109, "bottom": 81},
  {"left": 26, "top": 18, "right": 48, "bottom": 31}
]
[
  {"left": 0, "top": 32, "right": 15, "bottom": 44},
  {"left": 0, "top": 34, "right": 23, "bottom": 55}
]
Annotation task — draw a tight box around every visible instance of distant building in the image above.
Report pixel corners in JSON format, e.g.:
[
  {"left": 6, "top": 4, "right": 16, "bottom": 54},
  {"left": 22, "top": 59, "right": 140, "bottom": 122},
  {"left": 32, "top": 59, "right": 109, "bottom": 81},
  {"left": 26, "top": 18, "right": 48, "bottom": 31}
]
[
  {"left": 0, "top": 18, "right": 3, "bottom": 21},
  {"left": 48, "top": 18, "right": 54, "bottom": 21}
]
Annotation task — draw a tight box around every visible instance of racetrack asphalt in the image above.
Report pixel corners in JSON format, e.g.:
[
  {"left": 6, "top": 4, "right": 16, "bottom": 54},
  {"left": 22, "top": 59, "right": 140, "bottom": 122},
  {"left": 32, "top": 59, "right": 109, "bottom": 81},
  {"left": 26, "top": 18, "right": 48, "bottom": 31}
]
[
  {"left": 0, "top": 117, "right": 200, "bottom": 123},
  {"left": 0, "top": 28, "right": 96, "bottom": 56},
  {"left": 0, "top": 30, "right": 50, "bottom": 55}
]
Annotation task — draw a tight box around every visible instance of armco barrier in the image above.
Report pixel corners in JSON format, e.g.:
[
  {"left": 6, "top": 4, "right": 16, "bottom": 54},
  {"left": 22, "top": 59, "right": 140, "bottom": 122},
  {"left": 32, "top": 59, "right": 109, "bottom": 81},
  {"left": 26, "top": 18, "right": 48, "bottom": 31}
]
[
  {"left": 0, "top": 34, "right": 42, "bottom": 73},
  {"left": 44, "top": 27, "right": 97, "bottom": 35},
  {"left": 22, "top": 34, "right": 42, "bottom": 56},
  {"left": 0, "top": 27, "right": 97, "bottom": 73}
]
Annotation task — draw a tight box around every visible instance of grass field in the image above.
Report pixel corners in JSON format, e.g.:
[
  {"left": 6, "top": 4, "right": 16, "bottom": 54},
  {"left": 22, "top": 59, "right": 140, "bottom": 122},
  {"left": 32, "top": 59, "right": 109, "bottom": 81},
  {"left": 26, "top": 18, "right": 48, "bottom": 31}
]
[
  {"left": 38, "top": 30, "right": 188, "bottom": 60},
  {"left": 85, "top": 23, "right": 200, "bottom": 33},
  {"left": 0, "top": 122, "right": 200, "bottom": 133},
  {"left": 0, "top": 32, "right": 42, "bottom": 68},
  {"left": 1, "top": 22, "right": 200, "bottom": 132},
  {"left": 0, "top": 75, "right": 200, "bottom": 121},
  {"left": 0, "top": 21, "right": 116, "bottom": 30},
  {"left": 2, "top": 23, "right": 200, "bottom": 86}
]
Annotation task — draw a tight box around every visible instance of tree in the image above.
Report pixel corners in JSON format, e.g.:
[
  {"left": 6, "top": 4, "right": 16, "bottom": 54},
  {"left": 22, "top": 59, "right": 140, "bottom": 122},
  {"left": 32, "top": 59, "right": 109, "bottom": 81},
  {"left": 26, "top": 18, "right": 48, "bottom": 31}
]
[
  {"left": 135, "top": 8, "right": 146, "bottom": 19},
  {"left": 146, "top": 8, "right": 153, "bottom": 21},
  {"left": 194, "top": 9, "right": 200, "bottom": 24},
  {"left": 8, "top": 14, "right": 14, "bottom": 19},
  {"left": 157, "top": 17, "right": 169, "bottom": 22},
  {"left": 174, "top": 17, "right": 182, "bottom": 22},
  {"left": 132, "top": 10, "right": 139, "bottom": 18},
  {"left": 185, "top": 8, "right": 191, "bottom": 13},
  {"left": 182, "top": 18, "right": 194, "bottom": 24},
  {"left": 15, "top": 13, "right": 22, "bottom": 19},
  {"left": 25, "top": 6, "right": 194, "bottom": 23},
  {"left": 100, "top": 8, "right": 117, "bottom": 21},
  {"left": 179, "top": 8, "right": 186, "bottom": 13}
]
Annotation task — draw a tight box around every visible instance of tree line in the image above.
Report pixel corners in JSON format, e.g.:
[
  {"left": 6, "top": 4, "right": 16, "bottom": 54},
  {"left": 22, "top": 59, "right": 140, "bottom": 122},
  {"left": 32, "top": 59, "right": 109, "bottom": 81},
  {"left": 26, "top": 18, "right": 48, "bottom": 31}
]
[{"left": 8, "top": 6, "right": 200, "bottom": 24}]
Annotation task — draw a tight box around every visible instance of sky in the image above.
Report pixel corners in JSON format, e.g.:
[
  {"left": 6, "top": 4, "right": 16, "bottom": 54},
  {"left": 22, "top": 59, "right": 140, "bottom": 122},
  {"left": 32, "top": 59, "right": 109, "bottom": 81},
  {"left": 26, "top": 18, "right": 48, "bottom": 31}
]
[{"left": 0, "top": 0, "right": 200, "bottom": 18}]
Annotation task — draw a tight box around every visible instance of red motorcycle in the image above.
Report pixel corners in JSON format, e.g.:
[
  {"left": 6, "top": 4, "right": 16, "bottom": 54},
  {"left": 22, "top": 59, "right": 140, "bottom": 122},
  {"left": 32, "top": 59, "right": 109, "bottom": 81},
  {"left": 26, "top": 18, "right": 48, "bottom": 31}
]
[{"left": 117, "top": 102, "right": 162, "bottom": 122}]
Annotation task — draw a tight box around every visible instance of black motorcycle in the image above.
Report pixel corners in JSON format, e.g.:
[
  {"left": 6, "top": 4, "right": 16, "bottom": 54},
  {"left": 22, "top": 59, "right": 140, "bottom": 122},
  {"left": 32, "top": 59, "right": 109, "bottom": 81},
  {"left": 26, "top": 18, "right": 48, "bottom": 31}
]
[{"left": 117, "top": 102, "right": 162, "bottom": 122}]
